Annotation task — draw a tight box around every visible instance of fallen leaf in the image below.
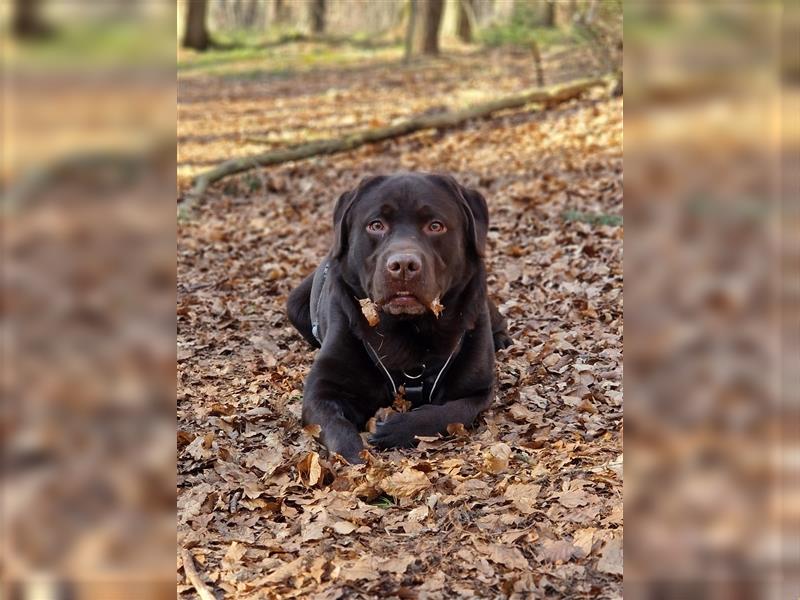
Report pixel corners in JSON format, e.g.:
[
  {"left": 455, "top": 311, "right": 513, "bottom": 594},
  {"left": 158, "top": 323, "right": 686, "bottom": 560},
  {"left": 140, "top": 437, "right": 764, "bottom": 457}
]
[
  {"left": 244, "top": 448, "right": 282, "bottom": 476},
  {"left": 393, "top": 387, "right": 412, "bottom": 412},
  {"left": 446, "top": 422, "right": 468, "bottom": 437},
  {"left": 302, "top": 520, "right": 326, "bottom": 541},
  {"left": 483, "top": 442, "right": 512, "bottom": 474},
  {"left": 221, "top": 541, "right": 246, "bottom": 570},
  {"left": 504, "top": 483, "right": 541, "bottom": 514},
  {"left": 381, "top": 468, "right": 431, "bottom": 498},
  {"left": 556, "top": 480, "right": 596, "bottom": 508},
  {"left": 597, "top": 536, "right": 623, "bottom": 575},
  {"left": 484, "top": 544, "right": 529, "bottom": 570},
  {"left": 540, "top": 539, "right": 578, "bottom": 563},
  {"left": 508, "top": 403, "right": 543, "bottom": 423},
  {"left": 264, "top": 556, "right": 306, "bottom": 583},
  {"left": 297, "top": 451, "right": 323, "bottom": 487},
  {"left": 340, "top": 558, "right": 380, "bottom": 581},
  {"left": 332, "top": 520, "right": 358, "bottom": 534},
  {"left": 185, "top": 433, "right": 213, "bottom": 460},
  {"left": 380, "top": 556, "right": 416, "bottom": 574},
  {"left": 572, "top": 527, "right": 596, "bottom": 558}
]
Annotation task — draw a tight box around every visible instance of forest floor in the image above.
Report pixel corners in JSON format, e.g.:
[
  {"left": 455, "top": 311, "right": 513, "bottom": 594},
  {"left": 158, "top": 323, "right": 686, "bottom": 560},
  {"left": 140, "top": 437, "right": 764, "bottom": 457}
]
[{"left": 178, "top": 42, "right": 623, "bottom": 599}]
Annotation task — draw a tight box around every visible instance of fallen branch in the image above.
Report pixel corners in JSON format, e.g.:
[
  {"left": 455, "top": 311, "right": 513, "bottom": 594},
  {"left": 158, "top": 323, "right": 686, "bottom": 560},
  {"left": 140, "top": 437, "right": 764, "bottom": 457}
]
[
  {"left": 180, "top": 547, "right": 217, "bottom": 600},
  {"left": 188, "top": 76, "right": 608, "bottom": 201}
]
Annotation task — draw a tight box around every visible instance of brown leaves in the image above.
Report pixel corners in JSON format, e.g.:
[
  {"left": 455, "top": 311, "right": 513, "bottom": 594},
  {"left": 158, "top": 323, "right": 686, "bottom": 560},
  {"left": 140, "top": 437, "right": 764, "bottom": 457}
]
[
  {"left": 331, "top": 520, "right": 358, "bottom": 534},
  {"left": 185, "top": 433, "right": 214, "bottom": 461},
  {"left": 539, "top": 539, "right": 578, "bottom": 563},
  {"left": 572, "top": 527, "right": 596, "bottom": 559},
  {"left": 555, "top": 480, "right": 599, "bottom": 508},
  {"left": 338, "top": 555, "right": 416, "bottom": 582},
  {"left": 483, "top": 543, "right": 529, "bottom": 570},
  {"left": 504, "top": 483, "right": 541, "bottom": 514},
  {"left": 221, "top": 541, "right": 247, "bottom": 570},
  {"left": 380, "top": 467, "right": 431, "bottom": 498},
  {"left": 297, "top": 451, "right": 326, "bottom": 487},
  {"left": 244, "top": 448, "right": 282, "bottom": 476},
  {"left": 597, "top": 535, "right": 623, "bottom": 575}
]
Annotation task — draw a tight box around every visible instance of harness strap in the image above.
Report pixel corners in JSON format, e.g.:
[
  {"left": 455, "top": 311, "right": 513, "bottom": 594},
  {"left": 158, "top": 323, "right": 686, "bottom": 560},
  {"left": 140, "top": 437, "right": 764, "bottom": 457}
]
[
  {"left": 364, "top": 335, "right": 463, "bottom": 405},
  {"left": 310, "top": 262, "right": 329, "bottom": 345}
]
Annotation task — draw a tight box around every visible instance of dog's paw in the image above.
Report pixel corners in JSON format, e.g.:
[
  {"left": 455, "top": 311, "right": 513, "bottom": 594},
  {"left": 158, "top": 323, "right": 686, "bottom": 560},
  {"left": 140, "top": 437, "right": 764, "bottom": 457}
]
[
  {"left": 325, "top": 431, "right": 366, "bottom": 464},
  {"left": 368, "top": 414, "right": 418, "bottom": 449}
]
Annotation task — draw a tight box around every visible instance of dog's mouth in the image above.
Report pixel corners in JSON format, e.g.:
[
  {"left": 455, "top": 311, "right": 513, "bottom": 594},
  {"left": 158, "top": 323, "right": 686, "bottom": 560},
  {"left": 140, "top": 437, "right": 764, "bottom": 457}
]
[{"left": 381, "top": 291, "right": 427, "bottom": 316}]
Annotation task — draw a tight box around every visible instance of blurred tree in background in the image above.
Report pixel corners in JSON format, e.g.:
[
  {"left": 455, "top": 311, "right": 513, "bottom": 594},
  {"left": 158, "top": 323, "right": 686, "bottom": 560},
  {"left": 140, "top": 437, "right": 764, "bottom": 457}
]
[
  {"left": 173, "top": 0, "right": 621, "bottom": 74},
  {"left": 411, "top": 0, "right": 444, "bottom": 56},
  {"left": 309, "top": 0, "right": 326, "bottom": 34},
  {"left": 182, "top": 0, "right": 210, "bottom": 50},
  {"left": 12, "top": 0, "right": 54, "bottom": 38}
]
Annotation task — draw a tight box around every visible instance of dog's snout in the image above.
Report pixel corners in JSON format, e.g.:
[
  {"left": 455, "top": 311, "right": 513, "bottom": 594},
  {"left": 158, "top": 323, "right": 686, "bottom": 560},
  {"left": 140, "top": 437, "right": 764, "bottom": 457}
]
[{"left": 386, "top": 253, "right": 421, "bottom": 280}]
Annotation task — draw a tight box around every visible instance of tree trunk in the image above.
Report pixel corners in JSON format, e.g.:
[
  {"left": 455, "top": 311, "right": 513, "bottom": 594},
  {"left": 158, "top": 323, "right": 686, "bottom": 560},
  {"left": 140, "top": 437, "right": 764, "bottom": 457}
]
[
  {"left": 456, "top": 0, "right": 473, "bottom": 43},
  {"left": 273, "top": 0, "right": 289, "bottom": 24},
  {"left": 542, "top": 0, "right": 556, "bottom": 27},
  {"left": 183, "top": 0, "right": 210, "bottom": 51},
  {"left": 412, "top": 0, "right": 444, "bottom": 56},
  {"left": 12, "top": 0, "right": 52, "bottom": 39},
  {"left": 404, "top": 0, "right": 418, "bottom": 63},
  {"left": 530, "top": 40, "right": 544, "bottom": 87},
  {"left": 309, "top": 0, "right": 326, "bottom": 34},
  {"left": 244, "top": 0, "right": 259, "bottom": 29}
]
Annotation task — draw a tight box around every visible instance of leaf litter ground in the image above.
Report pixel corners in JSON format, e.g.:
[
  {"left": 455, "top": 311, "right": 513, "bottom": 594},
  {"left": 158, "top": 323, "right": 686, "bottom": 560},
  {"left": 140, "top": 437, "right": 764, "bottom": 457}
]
[{"left": 178, "top": 46, "right": 622, "bottom": 599}]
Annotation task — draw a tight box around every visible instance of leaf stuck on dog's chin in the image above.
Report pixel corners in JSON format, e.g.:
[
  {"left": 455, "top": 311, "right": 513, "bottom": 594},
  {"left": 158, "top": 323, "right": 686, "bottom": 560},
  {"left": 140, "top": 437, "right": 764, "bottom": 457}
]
[
  {"left": 430, "top": 296, "right": 444, "bottom": 318},
  {"left": 358, "top": 298, "right": 380, "bottom": 326}
]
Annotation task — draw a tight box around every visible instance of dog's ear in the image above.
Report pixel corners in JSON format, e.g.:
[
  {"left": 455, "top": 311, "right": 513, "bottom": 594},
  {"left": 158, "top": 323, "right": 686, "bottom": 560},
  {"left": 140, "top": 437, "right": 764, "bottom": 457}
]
[
  {"left": 433, "top": 174, "right": 489, "bottom": 257},
  {"left": 459, "top": 185, "right": 489, "bottom": 257},
  {"left": 331, "top": 175, "right": 386, "bottom": 259},
  {"left": 331, "top": 189, "right": 357, "bottom": 259}
]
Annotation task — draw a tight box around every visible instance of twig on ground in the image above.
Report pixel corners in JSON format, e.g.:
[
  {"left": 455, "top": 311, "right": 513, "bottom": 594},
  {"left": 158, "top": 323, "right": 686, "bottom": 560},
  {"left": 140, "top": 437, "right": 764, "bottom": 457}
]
[{"left": 180, "top": 547, "right": 217, "bottom": 600}]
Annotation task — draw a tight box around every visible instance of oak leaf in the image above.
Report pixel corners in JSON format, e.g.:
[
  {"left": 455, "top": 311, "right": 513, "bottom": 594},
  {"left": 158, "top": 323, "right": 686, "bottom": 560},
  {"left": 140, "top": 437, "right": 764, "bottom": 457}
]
[{"left": 380, "top": 468, "right": 431, "bottom": 498}]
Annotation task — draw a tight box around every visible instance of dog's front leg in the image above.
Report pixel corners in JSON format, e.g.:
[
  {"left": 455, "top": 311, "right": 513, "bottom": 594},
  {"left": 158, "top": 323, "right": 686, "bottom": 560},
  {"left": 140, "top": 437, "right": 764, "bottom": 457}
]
[
  {"left": 302, "top": 354, "right": 369, "bottom": 463},
  {"left": 302, "top": 393, "right": 364, "bottom": 464}
]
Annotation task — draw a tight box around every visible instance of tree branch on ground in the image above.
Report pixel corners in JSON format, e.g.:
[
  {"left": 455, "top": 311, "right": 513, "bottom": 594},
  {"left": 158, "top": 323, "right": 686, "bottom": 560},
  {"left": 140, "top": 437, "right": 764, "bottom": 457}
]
[
  {"left": 180, "top": 548, "right": 217, "bottom": 600},
  {"left": 187, "top": 76, "right": 609, "bottom": 203}
]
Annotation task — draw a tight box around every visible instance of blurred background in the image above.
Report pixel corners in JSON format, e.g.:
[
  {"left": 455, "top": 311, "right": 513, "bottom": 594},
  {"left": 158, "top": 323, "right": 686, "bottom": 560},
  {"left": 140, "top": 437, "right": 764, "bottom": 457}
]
[
  {"left": 176, "top": 0, "right": 621, "bottom": 188},
  {"left": 1, "top": 0, "right": 797, "bottom": 599},
  {"left": 624, "top": 3, "right": 795, "bottom": 599},
  {"left": 2, "top": 2, "right": 176, "bottom": 599}
]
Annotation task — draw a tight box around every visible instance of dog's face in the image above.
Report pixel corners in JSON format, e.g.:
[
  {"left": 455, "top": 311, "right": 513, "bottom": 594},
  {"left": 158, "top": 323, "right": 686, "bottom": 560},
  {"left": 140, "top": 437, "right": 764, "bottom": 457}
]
[{"left": 333, "top": 173, "right": 488, "bottom": 317}]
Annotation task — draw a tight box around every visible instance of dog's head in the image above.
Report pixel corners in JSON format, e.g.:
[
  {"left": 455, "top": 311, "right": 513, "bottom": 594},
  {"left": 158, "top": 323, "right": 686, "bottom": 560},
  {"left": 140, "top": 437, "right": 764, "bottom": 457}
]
[{"left": 331, "top": 172, "right": 488, "bottom": 317}]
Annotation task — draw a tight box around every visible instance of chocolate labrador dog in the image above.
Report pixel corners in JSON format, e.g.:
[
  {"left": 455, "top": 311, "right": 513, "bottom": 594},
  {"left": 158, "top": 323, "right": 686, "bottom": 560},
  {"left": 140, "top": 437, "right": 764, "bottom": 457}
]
[{"left": 287, "top": 172, "right": 510, "bottom": 463}]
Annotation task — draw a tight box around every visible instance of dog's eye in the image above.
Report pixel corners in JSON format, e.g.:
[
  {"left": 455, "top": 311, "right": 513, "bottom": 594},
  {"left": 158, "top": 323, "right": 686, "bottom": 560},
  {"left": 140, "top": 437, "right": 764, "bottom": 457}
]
[
  {"left": 366, "top": 220, "right": 386, "bottom": 233},
  {"left": 426, "top": 221, "right": 447, "bottom": 234}
]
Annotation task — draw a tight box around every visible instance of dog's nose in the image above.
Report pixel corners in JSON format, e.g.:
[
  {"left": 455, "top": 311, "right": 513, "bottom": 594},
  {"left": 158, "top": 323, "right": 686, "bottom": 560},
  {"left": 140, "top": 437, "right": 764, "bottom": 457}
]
[{"left": 386, "top": 253, "right": 421, "bottom": 280}]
